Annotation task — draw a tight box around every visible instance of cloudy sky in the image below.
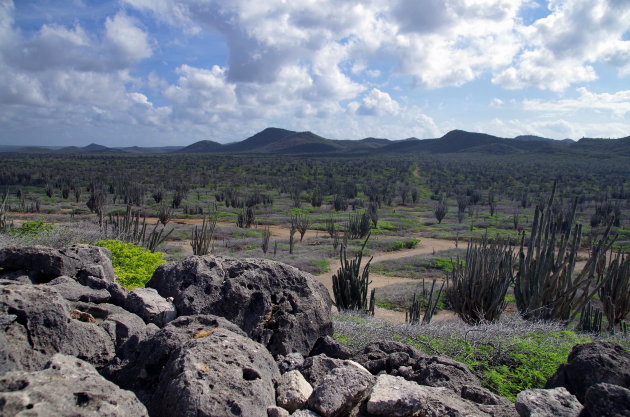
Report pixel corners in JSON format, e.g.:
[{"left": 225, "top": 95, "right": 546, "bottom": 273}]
[{"left": 0, "top": 0, "right": 629, "bottom": 146}]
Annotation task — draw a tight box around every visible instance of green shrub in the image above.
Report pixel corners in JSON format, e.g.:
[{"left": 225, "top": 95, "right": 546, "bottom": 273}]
[
  {"left": 10, "top": 220, "right": 54, "bottom": 237},
  {"left": 95, "top": 240, "right": 165, "bottom": 290},
  {"left": 387, "top": 238, "right": 419, "bottom": 251}
]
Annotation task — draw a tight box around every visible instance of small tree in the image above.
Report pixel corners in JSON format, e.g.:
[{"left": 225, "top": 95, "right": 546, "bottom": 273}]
[{"left": 434, "top": 197, "right": 447, "bottom": 224}]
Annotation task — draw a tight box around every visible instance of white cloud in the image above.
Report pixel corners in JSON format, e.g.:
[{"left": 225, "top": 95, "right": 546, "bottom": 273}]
[
  {"left": 351, "top": 88, "right": 400, "bottom": 116},
  {"left": 105, "top": 13, "right": 152, "bottom": 63},
  {"left": 523, "top": 87, "right": 630, "bottom": 117}
]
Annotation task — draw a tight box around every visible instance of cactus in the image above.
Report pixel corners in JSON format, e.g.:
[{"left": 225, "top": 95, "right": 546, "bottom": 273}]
[
  {"left": 332, "top": 234, "right": 373, "bottom": 313},
  {"left": 345, "top": 211, "right": 371, "bottom": 240},
  {"left": 191, "top": 215, "right": 217, "bottom": 256},
  {"left": 0, "top": 190, "right": 9, "bottom": 232},
  {"left": 446, "top": 238, "right": 514, "bottom": 324},
  {"left": 514, "top": 181, "right": 616, "bottom": 322},
  {"left": 577, "top": 302, "right": 603, "bottom": 335},
  {"left": 236, "top": 206, "right": 255, "bottom": 228},
  {"left": 599, "top": 251, "right": 630, "bottom": 332}
]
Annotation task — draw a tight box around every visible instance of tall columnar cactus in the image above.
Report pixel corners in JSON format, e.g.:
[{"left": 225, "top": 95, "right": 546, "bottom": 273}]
[
  {"left": 446, "top": 238, "right": 514, "bottom": 325},
  {"left": 514, "top": 182, "right": 616, "bottom": 322},
  {"left": 332, "top": 234, "right": 373, "bottom": 313},
  {"left": 191, "top": 215, "right": 217, "bottom": 256},
  {"left": 599, "top": 251, "right": 630, "bottom": 332},
  {"left": 0, "top": 190, "right": 9, "bottom": 232}
]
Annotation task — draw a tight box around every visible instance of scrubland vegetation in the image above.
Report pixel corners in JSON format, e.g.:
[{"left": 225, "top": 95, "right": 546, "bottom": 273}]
[{"left": 1, "top": 150, "right": 629, "bottom": 398}]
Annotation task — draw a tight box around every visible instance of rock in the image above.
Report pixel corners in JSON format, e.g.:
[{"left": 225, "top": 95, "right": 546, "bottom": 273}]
[
  {"left": 461, "top": 385, "right": 512, "bottom": 406},
  {"left": 308, "top": 363, "right": 375, "bottom": 417},
  {"left": 0, "top": 284, "right": 115, "bottom": 375},
  {"left": 515, "top": 387, "right": 582, "bottom": 417},
  {"left": 124, "top": 287, "right": 176, "bottom": 327},
  {"left": 104, "top": 315, "right": 252, "bottom": 405},
  {"left": 300, "top": 354, "right": 365, "bottom": 388},
  {"left": 367, "top": 374, "right": 491, "bottom": 417},
  {"left": 0, "top": 270, "right": 38, "bottom": 284},
  {"left": 147, "top": 255, "right": 333, "bottom": 355},
  {"left": 268, "top": 406, "right": 291, "bottom": 417},
  {"left": 78, "top": 274, "right": 128, "bottom": 306},
  {"left": 276, "top": 370, "right": 313, "bottom": 413},
  {"left": 0, "top": 244, "right": 115, "bottom": 282},
  {"left": 0, "top": 354, "right": 148, "bottom": 417},
  {"left": 291, "top": 411, "right": 322, "bottom": 417},
  {"left": 310, "top": 336, "right": 351, "bottom": 360},
  {"left": 547, "top": 341, "right": 630, "bottom": 403},
  {"left": 353, "top": 340, "right": 427, "bottom": 375},
  {"left": 72, "top": 301, "right": 152, "bottom": 361},
  {"left": 413, "top": 355, "right": 481, "bottom": 393},
  {"left": 278, "top": 352, "right": 305, "bottom": 374},
  {"left": 47, "top": 275, "right": 111, "bottom": 303},
  {"left": 149, "top": 327, "right": 280, "bottom": 417},
  {"left": 584, "top": 383, "right": 630, "bottom": 417}
]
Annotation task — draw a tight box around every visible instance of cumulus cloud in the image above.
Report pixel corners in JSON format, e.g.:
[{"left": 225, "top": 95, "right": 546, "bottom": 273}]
[
  {"left": 523, "top": 87, "right": 630, "bottom": 117},
  {"left": 350, "top": 88, "right": 400, "bottom": 116}
]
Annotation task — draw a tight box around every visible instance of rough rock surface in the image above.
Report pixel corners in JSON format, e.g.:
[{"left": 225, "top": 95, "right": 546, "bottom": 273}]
[
  {"left": 149, "top": 327, "right": 280, "bottom": 417},
  {"left": 414, "top": 355, "right": 482, "bottom": 393},
  {"left": 309, "top": 336, "right": 351, "bottom": 360},
  {"left": 515, "top": 387, "right": 582, "bottom": 417},
  {"left": 546, "top": 341, "right": 630, "bottom": 403},
  {"left": 47, "top": 275, "right": 111, "bottom": 303},
  {"left": 0, "top": 354, "right": 148, "bottom": 417},
  {"left": 307, "top": 363, "right": 375, "bottom": 417},
  {"left": 0, "top": 244, "right": 116, "bottom": 282},
  {"left": 105, "top": 314, "right": 280, "bottom": 416},
  {"left": 147, "top": 255, "right": 333, "bottom": 355},
  {"left": 300, "top": 355, "right": 366, "bottom": 388},
  {"left": 353, "top": 340, "right": 427, "bottom": 375},
  {"left": 276, "top": 370, "right": 313, "bottom": 413},
  {"left": 278, "top": 352, "right": 305, "bottom": 374},
  {"left": 584, "top": 383, "right": 630, "bottom": 417},
  {"left": 0, "top": 284, "right": 115, "bottom": 375},
  {"left": 124, "top": 287, "right": 176, "bottom": 327},
  {"left": 367, "top": 374, "right": 491, "bottom": 417},
  {"left": 268, "top": 406, "right": 291, "bottom": 417},
  {"left": 291, "top": 411, "right": 322, "bottom": 417}
]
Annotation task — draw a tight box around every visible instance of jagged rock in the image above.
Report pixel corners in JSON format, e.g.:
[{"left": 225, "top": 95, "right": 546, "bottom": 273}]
[
  {"left": 0, "top": 354, "right": 148, "bottom": 417},
  {"left": 72, "top": 301, "right": 153, "bottom": 361},
  {"left": 278, "top": 352, "right": 305, "bottom": 374},
  {"left": 0, "top": 270, "right": 37, "bottom": 284},
  {"left": 413, "top": 355, "right": 481, "bottom": 393},
  {"left": 150, "top": 327, "right": 279, "bottom": 417},
  {"left": 353, "top": 340, "right": 427, "bottom": 374},
  {"left": 47, "top": 275, "right": 111, "bottom": 303},
  {"left": 461, "top": 385, "right": 511, "bottom": 406},
  {"left": 0, "top": 244, "right": 115, "bottom": 282},
  {"left": 268, "top": 406, "right": 291, "bottom": 417},
  {"left": 307, "top": 363, "right": 375, "bottom": 417},
  {"left": 291, "top": 411, "right": 321, "bottom": 417},
  {"left": 77, "top": 273, "right": 128, "bottom": 306},
  {"left": 104, "top": 314, "right": 279, "bottom": 416},
  {"left": 276, "top": 370, "right": 313, "bottom": 413},
  {"left": 310, "top": 336, "right": 351, "bottom": 360},
  {"left": 300, "top": 354, "right": 366, "bottom": 388},
  {"left": 515, "top": 387, "right": 582, "bottom": 417},
  {"left": 584, "top": 383, "right": 630, "bottom": 417},
  {"left": 147, "top": 255, "right": 333, "bottom": 355},
  {"left": 547, "top": 341, "right": 630, "bottom": 403},
  {"left": 124, "top": 287, "right": 176, "bottom": 327},
  {"left": 367, "top": 374, "right": 491, "bottom": 417},
  {"left": 0, "top": 284, "right": 115, "bottom": 375}
]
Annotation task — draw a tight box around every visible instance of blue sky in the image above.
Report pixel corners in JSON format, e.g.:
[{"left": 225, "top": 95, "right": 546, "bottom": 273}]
[{"left": 0, "top": 0, "right": 629, "bottom": 146}]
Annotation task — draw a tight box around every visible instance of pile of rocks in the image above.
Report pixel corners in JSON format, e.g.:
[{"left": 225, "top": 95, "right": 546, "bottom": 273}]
[{"left": 0, "top": 244, "right": 628, "bottom": 416}]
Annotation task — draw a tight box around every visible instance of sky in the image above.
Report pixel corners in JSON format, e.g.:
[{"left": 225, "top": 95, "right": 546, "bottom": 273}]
[{"left": 0, "top": 0, "right": 629, "bottom": 147}]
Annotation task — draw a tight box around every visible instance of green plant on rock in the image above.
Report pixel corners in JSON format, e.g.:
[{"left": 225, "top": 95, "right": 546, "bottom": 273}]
[
  {"left": 95, "top": 240, "right": 165, "bottom": 290},
  {"left": 332, "top": 234, "right": 374, "bottom": 314},
  {"left": 446, "top": 238, "right": 514, "bottom": 325}
]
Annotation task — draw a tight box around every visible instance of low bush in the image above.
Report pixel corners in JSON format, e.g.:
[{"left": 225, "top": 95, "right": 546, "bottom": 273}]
[
  {"left": 387, "top": 238, "right": 419, "bottom": 252},
  {"left": 95, "top": 240, "right": 165, "bottom": 290}
]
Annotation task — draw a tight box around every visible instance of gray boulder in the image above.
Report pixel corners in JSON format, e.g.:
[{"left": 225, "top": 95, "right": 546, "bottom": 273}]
[
  {"left": 278, "top": 352, "right": 306, "bottom": 374},
  {"left": 47, "top": 275, "right": 111, "bottom": 303},
  {"left": 0, "top": 244, "right": 115, "bottom": 282},
  {"left": 412, "top": 355, "right": 481, "bottom": 393},
  {"left": 124, "top": 287, "right": 176, "bottom": 327},
  {"left": 353, "top": 340, "right": 427, "bottom": 375},
  {"left": 367, "top": 374, "right": 491, "bottom": 417},
  {"left": 147, "top": 255, "right": 333, "bottom": 355},
  {"left": 310, "top": 336, "right": 351, "bottom": 360},
  {"left": 0, "top": 354, "right": 148, "bottom": 417},
  {"left": 307, "top": 363, "right": 375, "bottom": 417},
  {"left": 276, "top": 370, "right": 313, "bottom": 413},
  {"left": 547, "top": 341, "right": 630, "bottom": 403},
  {"left": 300, "top": 354, "right": 363, "bottom": 388},
  {"left": 291, "top": 411, "right": 321, "bottom": 417},
  {"left": 0, "top": 270, "right": 38, "bottom": 284},
  {"left": 0, "top": 284, "right": 115, "bottom": 375},
  {"left": 268, "top": 406, "right": 291, "bottom": 417},
  {"left": 150, "top": 327, "right": 280, "bottom": 417},
  {"left": 515, "top": 387, "right": 582, "bottom": 417},
  {"left": 584, "top": 383, "right": 630, "bottom": 417}
]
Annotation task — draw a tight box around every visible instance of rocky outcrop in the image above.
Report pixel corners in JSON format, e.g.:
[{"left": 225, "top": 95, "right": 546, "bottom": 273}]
[
  {"left": 276, "top": 370, "right": 313, "bottom": 413},
  {"left": 147, "top": 255, "right": 333, "bottom": 355},
  {"left": 124, "top": 288, "right": 176, "bottom": 327},
  {"left": 583, "top": 383, "right": 630, "bottom": 417},
  {"left": 0, "top": 283, "right": 116, "bottom": 374},
  {"left": 515, "top": 387, "right": 582, "bottom": 417},
  {"left": 0, "top": 354, "right": 148, "bottom": 417},
  {"left": 546, "top": 341, "right": 630, "bottom": 403}
]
